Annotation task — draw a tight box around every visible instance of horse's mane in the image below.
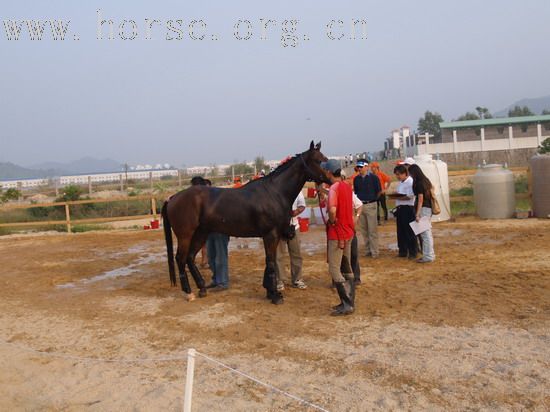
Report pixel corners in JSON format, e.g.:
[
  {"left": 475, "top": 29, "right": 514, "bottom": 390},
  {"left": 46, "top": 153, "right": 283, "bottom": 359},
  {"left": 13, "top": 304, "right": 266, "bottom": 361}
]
[{"left": 265, "top": 154, "right": 300, "bottom": 179}]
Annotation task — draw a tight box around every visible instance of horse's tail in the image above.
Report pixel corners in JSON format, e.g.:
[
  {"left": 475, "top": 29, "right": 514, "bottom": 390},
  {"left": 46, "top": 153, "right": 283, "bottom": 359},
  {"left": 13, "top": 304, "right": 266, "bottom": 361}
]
[{"left": 162, "top": 201, "right": 177, "bottom": 286}]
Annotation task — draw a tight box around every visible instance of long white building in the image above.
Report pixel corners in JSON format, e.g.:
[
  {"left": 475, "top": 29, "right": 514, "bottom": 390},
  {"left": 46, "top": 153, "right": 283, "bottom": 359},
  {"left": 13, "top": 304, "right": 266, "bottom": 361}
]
[{"left": 0, "top": 169, "right": 179, "bottom": 190}]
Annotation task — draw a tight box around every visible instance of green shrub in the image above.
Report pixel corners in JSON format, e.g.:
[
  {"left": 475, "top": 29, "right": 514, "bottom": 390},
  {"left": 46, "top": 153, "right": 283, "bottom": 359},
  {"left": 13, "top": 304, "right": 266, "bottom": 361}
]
[
  {"left": 1, "top": 188, "right": 21, "bottom": 202},
  {"left": 450, "top": 186, "right": 473, "bottom": 197},
  {"left": 57, "top": 185, "right": 82, "bottom": 202},
  {"left": 514, "top": 175, "right": 529, "bottom": 193}
]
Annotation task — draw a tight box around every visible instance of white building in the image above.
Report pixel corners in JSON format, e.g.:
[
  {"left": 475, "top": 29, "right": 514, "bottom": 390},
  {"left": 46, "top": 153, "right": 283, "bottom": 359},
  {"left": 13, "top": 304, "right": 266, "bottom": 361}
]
[
  {"left": 0, "top": 169, "right": 179, "bottom": 190},
  {"left": 402, "top": 115, "right": 550, "bottom": 166}
]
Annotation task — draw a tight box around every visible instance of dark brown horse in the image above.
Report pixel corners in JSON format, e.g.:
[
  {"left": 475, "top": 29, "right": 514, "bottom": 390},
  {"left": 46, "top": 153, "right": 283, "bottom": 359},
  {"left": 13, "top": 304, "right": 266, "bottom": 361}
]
[{"left": 161, "top": 141, "right": 329, "bottom": 304}]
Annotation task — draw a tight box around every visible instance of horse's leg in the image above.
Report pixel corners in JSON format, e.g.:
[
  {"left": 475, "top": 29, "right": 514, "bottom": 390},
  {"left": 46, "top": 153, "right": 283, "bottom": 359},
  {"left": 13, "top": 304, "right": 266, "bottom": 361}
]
[
  {"left": 175, "top": 236, "right": 194, "bottom": 300},
  {"left": 176, "top": 250, "right": 192, "bottom": 295},
  {"left": 263, "top": 231, "right": 283, "bottom": 305},
  {"left": 187, "top": 231, "right": 208, "bottom": 298}
]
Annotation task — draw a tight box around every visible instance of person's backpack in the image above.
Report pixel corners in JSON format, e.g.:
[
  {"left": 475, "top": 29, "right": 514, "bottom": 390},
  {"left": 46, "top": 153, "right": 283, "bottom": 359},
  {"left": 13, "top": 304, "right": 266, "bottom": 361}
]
[{"left": 431, "top": 188, "right": 441, "bottom": 215}]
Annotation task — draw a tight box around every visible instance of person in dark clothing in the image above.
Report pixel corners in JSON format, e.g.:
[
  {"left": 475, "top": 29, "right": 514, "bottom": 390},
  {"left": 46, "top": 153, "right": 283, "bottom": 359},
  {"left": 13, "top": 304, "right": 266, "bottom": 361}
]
[
  {"left": 353, "top": 159, "right": 382, "bottom": 257},
  {"left": 388, "top": 165, "right": 418, "bottom": 259}
]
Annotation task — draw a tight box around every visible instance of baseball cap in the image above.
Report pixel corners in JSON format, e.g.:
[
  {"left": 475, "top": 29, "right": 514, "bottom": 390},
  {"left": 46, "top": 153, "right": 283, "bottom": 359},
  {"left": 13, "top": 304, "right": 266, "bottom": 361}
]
[
  {"left": 404, "top": 157, "right": 416, "bottom": 165},
  {"left": 356, "top": 159, "right": 368, "bottom": 167},
  {"left": 320, "top": 159, "right": 341, "bottom": 173}
]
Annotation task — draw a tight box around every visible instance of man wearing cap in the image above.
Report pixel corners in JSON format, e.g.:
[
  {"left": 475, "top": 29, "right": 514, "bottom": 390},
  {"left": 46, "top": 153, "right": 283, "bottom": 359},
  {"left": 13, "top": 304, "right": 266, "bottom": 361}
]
[
  {"left": 275, "top": 191, "right": 307, "bottom": 291},
  {"left": 353, "top": 159, "right": 382, "bottom": 258},
  {"left": 320, "top": 159, "right": 356, "bottom": 316}
]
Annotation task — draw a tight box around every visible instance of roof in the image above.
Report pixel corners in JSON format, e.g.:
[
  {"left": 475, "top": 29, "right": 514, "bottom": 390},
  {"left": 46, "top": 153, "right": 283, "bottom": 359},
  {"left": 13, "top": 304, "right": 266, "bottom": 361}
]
[{"left": 440, "top": 114, "right": 550, "bottom": 129}]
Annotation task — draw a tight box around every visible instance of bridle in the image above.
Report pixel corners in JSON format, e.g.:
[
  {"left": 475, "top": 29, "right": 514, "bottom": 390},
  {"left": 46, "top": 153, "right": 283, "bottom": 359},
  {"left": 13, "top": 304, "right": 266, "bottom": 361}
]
[{"left": 299, "top": 153, "right": 326, "bottom": 183}]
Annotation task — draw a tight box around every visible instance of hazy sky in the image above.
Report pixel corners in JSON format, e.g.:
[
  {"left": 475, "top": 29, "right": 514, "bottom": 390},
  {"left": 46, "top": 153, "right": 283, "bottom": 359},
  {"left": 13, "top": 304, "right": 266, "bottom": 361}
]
[{"left": 2, "top": 1, "right": 550, "bottom": 167}]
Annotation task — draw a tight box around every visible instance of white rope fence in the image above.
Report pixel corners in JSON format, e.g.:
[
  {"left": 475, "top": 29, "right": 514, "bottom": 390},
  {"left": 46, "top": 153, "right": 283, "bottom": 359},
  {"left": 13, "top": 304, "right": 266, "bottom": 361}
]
[{"left": 0, "top": 339, "right": 330, "bottom": 412}]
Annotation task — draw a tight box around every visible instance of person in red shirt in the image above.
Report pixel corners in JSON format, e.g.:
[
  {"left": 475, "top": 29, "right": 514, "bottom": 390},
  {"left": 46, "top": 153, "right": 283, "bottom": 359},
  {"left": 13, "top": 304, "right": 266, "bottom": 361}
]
[
  {"left": 320, "top": 159, "right": 356, "bottom": 316},
  {"left": 233, "top": 176, "right": 243, "bottom": 188},
  {"left": 370, "top": 162, "right": 391, "bottom": 224}
]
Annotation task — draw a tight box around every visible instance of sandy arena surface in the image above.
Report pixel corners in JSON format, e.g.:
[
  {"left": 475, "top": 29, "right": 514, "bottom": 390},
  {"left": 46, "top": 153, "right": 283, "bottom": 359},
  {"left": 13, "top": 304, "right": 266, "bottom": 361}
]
[{"left": 0, "top": 218, "right": 549, "bottom": 411}]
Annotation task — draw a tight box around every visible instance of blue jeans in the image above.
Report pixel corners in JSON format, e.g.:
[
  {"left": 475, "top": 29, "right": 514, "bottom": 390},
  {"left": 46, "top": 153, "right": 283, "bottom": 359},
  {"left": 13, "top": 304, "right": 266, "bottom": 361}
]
[
  {"left": 206, "top": 233, "right": 230, "bottom": 288},
  {"left": 419, "top": 207, "right": 436, "bottom": 261}
]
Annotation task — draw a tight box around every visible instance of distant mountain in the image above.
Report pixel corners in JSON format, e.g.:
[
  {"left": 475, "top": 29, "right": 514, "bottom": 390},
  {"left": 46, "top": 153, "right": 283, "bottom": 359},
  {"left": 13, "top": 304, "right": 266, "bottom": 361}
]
[
  {"left": 30, "top": 157, "right": 122, "bottom": 175},
  {"left": 0, "top": 162, "right": 60, "bottom": 180},
  {"left": 1, "top": 157, "right": 123, "bottom": 180},
  {"left": 494, "top": 95, "right": 550, "bottom": 117}
]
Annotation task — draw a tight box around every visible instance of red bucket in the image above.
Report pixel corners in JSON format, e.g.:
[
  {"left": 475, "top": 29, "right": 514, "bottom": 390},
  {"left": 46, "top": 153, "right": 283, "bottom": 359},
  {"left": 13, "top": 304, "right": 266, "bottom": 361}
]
[
  {"left": 150, "top": 219, "right": 160, "bottom": 229},
  {"left": 298, "top": 217, "right": 310, "bottom": 232},
  {"left": 307, "top": 187, "right": 316, "bottom": 198}
]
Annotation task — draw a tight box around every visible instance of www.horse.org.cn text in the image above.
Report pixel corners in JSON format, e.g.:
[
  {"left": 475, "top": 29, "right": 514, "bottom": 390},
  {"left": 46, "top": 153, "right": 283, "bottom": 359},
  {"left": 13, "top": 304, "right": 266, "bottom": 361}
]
[{"left": 2, "top": 10, "right": 367, "bottom": 47}]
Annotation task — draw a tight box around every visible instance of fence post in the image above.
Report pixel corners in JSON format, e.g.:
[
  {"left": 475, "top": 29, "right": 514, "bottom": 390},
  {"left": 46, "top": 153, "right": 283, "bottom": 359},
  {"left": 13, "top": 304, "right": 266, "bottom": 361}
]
[
  {"left": 151, "top": 197, "right": 157, "bottom": 220},
  {"left": 184, "top": 348, "right": 196, "bottom": 412},
  {"left": 65, "top": 203, "right": 72, "bottom": 233}
]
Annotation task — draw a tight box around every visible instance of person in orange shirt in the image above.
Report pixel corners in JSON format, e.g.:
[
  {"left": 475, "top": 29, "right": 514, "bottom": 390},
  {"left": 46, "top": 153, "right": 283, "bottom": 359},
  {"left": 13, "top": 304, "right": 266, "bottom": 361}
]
[
  {"left": 370, "top": 162, "right": 391, "bottom": 224},
  {"left": 345, "top": 166, "right": 361, "bottom": 188},
  {"left": 233, "top": 176, "right": 243, "bottom": 188}
]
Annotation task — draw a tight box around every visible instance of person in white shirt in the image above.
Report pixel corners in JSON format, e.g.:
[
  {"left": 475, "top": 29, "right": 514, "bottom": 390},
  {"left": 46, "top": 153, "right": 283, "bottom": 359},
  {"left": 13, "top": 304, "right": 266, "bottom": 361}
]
[
  {"left": 388, "top": 165, "right": 418, "bottom": 259},
  {"left": 275, "top": 191, "right": 307, "bottom": 290}
]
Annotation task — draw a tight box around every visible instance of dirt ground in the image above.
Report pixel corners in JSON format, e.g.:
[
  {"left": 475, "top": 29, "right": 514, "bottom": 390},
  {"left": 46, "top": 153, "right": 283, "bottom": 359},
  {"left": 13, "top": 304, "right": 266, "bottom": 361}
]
[{"left": 0, "top": 218, "right": 549, "bottom": 411}]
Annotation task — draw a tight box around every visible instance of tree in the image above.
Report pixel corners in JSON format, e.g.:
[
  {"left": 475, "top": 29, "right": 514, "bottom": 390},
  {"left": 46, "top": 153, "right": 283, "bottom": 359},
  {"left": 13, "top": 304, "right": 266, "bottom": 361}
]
[
  {"left": 254, "top": 156, "right": 267, "bottom": 174},
  {"left": 475, "top": 107, "right": 492, "bottom": 119},
  {"left": 508, "top": 106, "right": 534, "bottom": 117},
  {"left": 57, "top": 184, "right": 82, "bottom": 202},
  {"left": 1, "top": 188, "right": 21, "bottom": 202},
  {"left": 418, "top": 111, "right": 444, "bottom": 139},
  {"left": 539, "top": 137, "right": 550, "bottom": 154},
  {"left": 456, "top": 112, "right": 480, "bottom": 121},
  {"left": 542, "top": 109, "right": 550, "bottom": 115},
  {"left": 226, "top": 162, "right": 254, "bottom": 176},
  {"left": 456, "top": 107, "right": 493, "bottom": 121}
]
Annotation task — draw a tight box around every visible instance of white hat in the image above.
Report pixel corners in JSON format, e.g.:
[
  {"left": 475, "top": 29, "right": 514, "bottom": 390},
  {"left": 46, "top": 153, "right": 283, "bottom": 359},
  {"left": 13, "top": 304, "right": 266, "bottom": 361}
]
[{"left": 404, "top": 157, "right": 416, "bottom": 165}]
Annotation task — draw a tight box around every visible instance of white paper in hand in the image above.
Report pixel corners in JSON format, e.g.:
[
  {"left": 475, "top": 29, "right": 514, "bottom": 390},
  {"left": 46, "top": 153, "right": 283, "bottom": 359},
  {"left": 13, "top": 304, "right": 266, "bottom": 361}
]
[{"left": 409, "top": 216, "right": 432, "bottom": 235}]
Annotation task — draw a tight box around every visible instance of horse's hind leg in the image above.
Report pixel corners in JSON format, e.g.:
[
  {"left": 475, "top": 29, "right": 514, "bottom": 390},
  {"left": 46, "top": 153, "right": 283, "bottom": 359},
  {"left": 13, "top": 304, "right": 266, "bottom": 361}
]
[
  {"left": 263, "top": 230, "right": 283, "bottom": 305},
  {"left": 175, "top": 250, "right": 192, "bottom": 296},
  {"left": 187, "top": 231, "right": 208, "bottom": 298}
]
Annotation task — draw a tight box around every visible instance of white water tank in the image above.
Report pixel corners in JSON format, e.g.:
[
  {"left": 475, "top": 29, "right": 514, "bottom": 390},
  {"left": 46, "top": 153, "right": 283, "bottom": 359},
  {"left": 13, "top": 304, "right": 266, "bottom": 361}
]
[
  {"left": 413, "top": 154, "right": 451, "bottom": 222},
  {"left": 530, "top": 154, "right": 550, "bottom": 218},
  {"left": 473, "top": 164, "right": 516, "bottom": 219}
]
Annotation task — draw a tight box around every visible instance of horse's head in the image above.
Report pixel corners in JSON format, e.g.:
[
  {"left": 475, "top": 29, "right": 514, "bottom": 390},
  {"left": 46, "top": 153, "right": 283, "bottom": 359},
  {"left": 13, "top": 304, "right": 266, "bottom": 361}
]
[{"left": 300, "top": 141, "right": 331, "bottom": 184}]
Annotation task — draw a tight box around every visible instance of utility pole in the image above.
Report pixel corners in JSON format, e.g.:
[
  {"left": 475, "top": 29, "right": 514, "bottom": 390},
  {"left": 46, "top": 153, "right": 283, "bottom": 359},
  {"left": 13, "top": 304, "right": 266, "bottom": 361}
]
[{"left": 124, "top": 163, "right": 129, "bottom": 186}]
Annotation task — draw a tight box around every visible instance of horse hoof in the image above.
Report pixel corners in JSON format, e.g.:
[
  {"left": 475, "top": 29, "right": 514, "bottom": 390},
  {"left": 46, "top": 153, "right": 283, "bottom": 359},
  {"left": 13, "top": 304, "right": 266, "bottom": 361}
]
[
  {"left": 198, "top": 289, "right": 207, "bottom": 298},
  {"left": 184, "top": 293, "right": 196, "bottom": 302}
]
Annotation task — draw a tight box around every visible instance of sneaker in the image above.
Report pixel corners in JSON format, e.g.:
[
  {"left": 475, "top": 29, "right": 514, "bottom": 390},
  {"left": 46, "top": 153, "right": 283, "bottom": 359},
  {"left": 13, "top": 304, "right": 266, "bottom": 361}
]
[
  {"left": 292, "top": 279, "right": 307, "bottom": 290},
  {"left": 417, "top": 257, "right": 434, "bottom": 263},
  {"left": 277, "top": 281, "right": 285, "bottom": 291},
  {"left": 214, "top": 285, "right": 229, "bottom": 291}
]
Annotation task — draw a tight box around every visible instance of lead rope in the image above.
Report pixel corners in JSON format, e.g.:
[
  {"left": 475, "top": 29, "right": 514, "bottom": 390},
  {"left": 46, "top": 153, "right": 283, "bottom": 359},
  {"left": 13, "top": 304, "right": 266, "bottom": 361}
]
[{"left": 317, "top": 189, "right": 330, "bottom": 263}]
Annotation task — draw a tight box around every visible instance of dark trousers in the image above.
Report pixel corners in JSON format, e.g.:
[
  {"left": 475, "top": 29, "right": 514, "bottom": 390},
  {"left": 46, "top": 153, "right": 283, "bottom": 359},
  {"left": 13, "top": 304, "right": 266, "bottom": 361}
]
[
  {"left": 377, "top": 194, "right": 388, "bottom": 221},
  {"left": 395, "top": 206, "right": 418, "bottom": 257}
]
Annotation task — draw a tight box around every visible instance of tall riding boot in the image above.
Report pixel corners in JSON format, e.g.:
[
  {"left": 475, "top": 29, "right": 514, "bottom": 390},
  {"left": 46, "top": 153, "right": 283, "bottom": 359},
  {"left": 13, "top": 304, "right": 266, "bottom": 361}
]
[
  {"left": 331, "top": 282, "right": 354, "bottom": 316},
  {"left": 344, "top": 274, "right": 356, "bottom": 308}
]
